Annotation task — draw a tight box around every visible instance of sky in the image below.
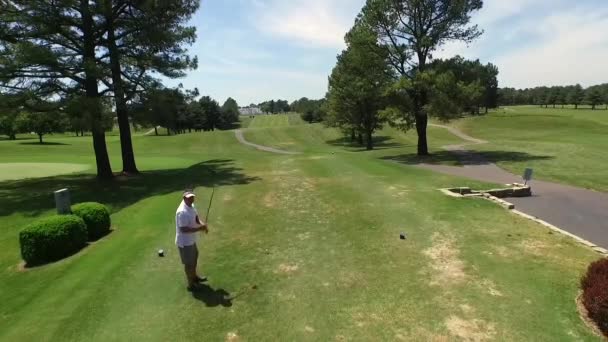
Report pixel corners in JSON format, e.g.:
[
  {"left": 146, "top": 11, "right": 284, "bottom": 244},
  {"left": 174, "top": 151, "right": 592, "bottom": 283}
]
[{"left": 165, "top": 0, "right": 608, "bottom": 105}]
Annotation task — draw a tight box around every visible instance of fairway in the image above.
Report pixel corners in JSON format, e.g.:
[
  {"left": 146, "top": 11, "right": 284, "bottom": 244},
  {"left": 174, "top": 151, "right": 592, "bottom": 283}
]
[
  {"left": 0, "top": 119, "right": 601, "bottom": 341},
  {"left": 452, "top": 106, "right": 608, "bottom": 191},
  {"left": 0, "top": 163, "right": 90, "bottom": 181}
]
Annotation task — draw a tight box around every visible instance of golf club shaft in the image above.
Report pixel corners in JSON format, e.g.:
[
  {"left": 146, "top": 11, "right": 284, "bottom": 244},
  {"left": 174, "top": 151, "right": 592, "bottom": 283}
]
[{"left": 205, "top": 187, "right": 215, "bottom": 222}]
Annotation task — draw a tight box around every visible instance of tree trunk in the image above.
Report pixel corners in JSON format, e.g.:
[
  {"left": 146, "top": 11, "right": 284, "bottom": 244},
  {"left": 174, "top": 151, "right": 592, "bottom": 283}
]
[
  {"left": 104, "top": 2, "right": 138, "bottom": 175},
  {"left": 188, "top": 128, "right": 192, "bottom": 133},
  {"left": 350, "top": 128, "right": 355, "bottom": 142},
  {"left": 415, "top": 114, "right": 429, "bottom": 155},
  {"left": 365, "top": 129, "right": 373, "bottom": 150},
  {"left": 357, "top": 132, "right": 363, "bottom": 146},
  {"left": 38, "top": 134, "right": 43, "bottom": 144},
  {"left": 81, "top": 129, "right": 84, "bottom": 136},
  {"left": 82, "top": 0, "right": 113, "bottom": 180},
  {"left": 575, "top": 104, "right": 578, "bottom": 109},
  {"left": 154, "top": 126, "right": 158, "bottom": 136},
  {"left": 485, "top": 107, "right": 489, "bottom": 114},
  {"left": 9, "top": 133, "right": 16, "bottom": 140},
  {"left": 414, "top": 52, "right": 429, "bottom": 156}
]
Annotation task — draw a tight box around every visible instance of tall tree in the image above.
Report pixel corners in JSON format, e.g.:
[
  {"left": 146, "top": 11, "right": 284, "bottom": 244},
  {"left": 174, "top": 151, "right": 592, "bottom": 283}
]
[
  {"left": 15, "top": 110, "right": 65, "bottom": 144},
  {"left": 0, "top": 1, "right": 114, "bottom": 178},
  {"left": 220, "top": 97, "right": 240, "bottom": 128},
  {"left": 363, "top": 0, "right": 483, "bottom": 155},
  {"left": 100, "top": 0, "right": 199, "bottom": 174},
  {"left": 586, "top": 87, "right": 603, "bottom": 110},
  {"left": 326, "top": 22, "right": 394, "bottom": 150}
]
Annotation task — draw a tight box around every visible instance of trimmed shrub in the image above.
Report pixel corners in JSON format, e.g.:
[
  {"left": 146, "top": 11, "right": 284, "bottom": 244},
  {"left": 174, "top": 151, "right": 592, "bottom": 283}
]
[
  {"left": 581, "top": 258, "right": 608, "bottom": 337},
  {"left": 19, "top": 215, "right": 87, "bottom": 266},
  {"left": 71, "top": 202, "right": 111, "bottom": 240}
]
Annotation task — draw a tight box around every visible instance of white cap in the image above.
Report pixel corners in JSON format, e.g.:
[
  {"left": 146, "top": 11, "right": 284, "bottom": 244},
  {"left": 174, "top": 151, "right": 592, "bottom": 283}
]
[{"left": 183, "top": 191, "right": 196, "bottom": 198}]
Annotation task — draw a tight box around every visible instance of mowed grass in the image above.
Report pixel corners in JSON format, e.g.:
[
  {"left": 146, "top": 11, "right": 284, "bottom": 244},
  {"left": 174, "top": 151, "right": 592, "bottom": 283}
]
[
  {"left": 0, "top": 118, "right": 602, "bottom": 341},
  {"left": 452, "top": 106, "right": 608, "bottom": 191},
  {"left": 247, "top": 113, "right": 304, "bottom": 128}
]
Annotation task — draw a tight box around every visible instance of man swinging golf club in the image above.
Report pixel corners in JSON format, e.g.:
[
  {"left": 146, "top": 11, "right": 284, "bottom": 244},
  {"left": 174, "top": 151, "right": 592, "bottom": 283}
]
[{"left": 175, "top": 190, "right": 209, "bottom": 291}]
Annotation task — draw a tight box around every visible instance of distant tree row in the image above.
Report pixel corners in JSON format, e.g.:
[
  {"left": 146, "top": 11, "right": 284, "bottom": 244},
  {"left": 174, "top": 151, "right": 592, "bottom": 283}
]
[
  {"left": 257, "top": 99, "right": 291, "bottom": 114},
  {"left": 499, "top": 84, "right": 608, "bottom": 110},
  {"left": 0, "top": 94, "right": 114, "bottom": 143},
  {"left": 290, "top": 98, "right": 326, "bottom": 123},
  {"left": 130, "top": 87, "right": 240, "bottom": 135}
]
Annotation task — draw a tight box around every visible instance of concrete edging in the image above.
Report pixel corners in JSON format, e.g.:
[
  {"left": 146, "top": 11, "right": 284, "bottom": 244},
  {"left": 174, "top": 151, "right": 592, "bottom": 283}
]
[{"left": 439, "top": 188, "right": 608, "bottom": 255}]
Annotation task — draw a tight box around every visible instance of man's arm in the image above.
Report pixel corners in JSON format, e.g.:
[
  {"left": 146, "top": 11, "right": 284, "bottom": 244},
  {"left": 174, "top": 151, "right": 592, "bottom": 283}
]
[
  {"left": 179, "top": 225, "right": 205, "bottom": 234},
  {"left": 177, "top": 212, "right": 206, "bottom": 234}
]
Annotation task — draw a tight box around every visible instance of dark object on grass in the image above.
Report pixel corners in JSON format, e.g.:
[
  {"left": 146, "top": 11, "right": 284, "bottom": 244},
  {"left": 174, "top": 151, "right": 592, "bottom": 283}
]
[
  {"left": 71, "top": 202, "right": 111, "bottom": 240},
  {"left": 581, "top": 258, "right": 608, "bottom": 337},
  {"left": 158, "top": 249, "right": 164, "bottom": 257},
  {"left": 400, "top": 232, "right": 407, "bottom": 240},
  {"left": 19, "top": 215, "right": 87, "bottom": 266}
]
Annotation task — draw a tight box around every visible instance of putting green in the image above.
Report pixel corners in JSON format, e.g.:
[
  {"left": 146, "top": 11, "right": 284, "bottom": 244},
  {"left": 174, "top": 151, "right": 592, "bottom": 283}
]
[{"left": 0, "top": 163, "right": 90, "bottom": 181}]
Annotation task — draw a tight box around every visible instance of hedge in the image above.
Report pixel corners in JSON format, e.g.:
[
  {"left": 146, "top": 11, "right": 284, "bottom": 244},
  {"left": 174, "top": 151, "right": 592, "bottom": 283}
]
[
  {"left": 71, "top": 202, "right": 111, "bottom": 240},
  {"left": 19, "top": 215, "right": 87, "bottom": 266},
  {"left": 581, "top": 258, "right": 608, "bottom": 337}
]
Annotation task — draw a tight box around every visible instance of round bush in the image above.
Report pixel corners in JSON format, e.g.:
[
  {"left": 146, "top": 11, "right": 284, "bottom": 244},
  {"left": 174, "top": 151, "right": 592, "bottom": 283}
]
[
  {"left": 19, "top": 215, "right": 87, "bottom": 266},
  {"left": 71, "top": 202, "right": 111, "bottom": 240},
  {"left": 581, "top": 258, "right": 608, "bottom": 337}
]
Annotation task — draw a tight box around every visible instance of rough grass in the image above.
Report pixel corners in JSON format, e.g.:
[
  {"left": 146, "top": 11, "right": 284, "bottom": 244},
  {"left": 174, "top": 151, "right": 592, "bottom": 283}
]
[
  {"left": 0, "top": 122, "right": 602, "bottom": 341},
  {"left": 452, "top": 106, "right": 608, "bottom": 191}
]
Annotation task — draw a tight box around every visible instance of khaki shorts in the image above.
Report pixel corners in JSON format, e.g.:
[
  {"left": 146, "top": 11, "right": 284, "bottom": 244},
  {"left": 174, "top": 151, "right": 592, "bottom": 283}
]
[{"left": 178, "top": 243, "right": 198, "bottom": 266}]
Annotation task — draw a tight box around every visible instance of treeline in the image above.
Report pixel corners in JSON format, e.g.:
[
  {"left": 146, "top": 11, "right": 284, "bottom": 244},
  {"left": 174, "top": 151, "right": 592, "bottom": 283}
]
[
  {"left": 0, "top": 95, "right": 115, "bottom": 143},
  {"left": 499, "top": 84, "right": 608, "bottom": 109},
  {"left": 130, "top": 87, "right": 240, "bottom": 135}
]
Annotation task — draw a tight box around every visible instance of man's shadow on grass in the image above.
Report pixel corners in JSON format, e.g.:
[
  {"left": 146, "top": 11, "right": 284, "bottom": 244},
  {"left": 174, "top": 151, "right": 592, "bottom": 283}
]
[
  {"left": 0, "top": 159, "right": 260, "bottom": 217},
  {"left": 191, "top": 284, "right": 233, "bottom": 307},
  {"left": 382, "top": 150, "right": 553, "bottom": 166}
]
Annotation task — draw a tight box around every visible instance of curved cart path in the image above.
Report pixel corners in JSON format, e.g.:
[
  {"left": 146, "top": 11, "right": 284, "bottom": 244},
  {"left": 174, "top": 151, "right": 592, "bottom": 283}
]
[
  {"left": 419, "top": 124, "right": 608, "bottom": 250},
  {"left": 235, "top": 129, "right": 301, "bottom": 155}
]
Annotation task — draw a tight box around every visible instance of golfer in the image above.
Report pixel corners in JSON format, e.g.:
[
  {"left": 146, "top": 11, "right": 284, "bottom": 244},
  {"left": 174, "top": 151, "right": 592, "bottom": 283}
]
[{"left": 175, "top": 191, "right": 208, "bottom": 291}]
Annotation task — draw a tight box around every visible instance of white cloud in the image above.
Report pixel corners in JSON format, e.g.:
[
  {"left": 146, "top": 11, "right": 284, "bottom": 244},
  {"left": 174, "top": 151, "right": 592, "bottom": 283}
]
[
  {"left": 251, "top": 0, "right": 364, "bottom": 48},
  {"left": 495, "top": 8, "right": 608, "bottom": 88}
]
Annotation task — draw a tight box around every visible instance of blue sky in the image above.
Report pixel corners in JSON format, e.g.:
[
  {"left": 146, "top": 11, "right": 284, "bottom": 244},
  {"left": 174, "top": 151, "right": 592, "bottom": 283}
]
[{"left": 166, "top": 0, "right": 608, "bottom": 105}]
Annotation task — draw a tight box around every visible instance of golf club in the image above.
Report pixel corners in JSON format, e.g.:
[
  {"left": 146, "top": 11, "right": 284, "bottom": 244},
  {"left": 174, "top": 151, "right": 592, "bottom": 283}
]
[{"left": 205, "top": 186, "right": 215, "bottom": 222}]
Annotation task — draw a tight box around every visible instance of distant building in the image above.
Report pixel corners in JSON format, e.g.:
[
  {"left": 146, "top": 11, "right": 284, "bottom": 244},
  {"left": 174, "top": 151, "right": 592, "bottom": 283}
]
[{"left": 239, "top": 106, "right": 263, "bottom": 115}]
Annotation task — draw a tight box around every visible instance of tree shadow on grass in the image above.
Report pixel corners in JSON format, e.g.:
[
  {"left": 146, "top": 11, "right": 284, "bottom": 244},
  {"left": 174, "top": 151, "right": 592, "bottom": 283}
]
[
  {"left": 18, "top": 142, "right": 71, "bottom": 146},
  {"left": 191, "top": 284, "right": 233, "bottom": 307},
  {"left": 382, "top": 150, "right": 554, "bottom": 166},
  {"left": 325, "top": 136, "right": 403, "bottom": 151},
  {"left": 0, "top": 159, "right": 260, "bottom": 218}
]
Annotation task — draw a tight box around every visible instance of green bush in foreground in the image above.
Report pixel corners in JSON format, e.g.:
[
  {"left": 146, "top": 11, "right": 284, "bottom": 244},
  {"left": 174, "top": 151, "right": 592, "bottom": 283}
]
[
  {"left": 19, "top": 215, "right": 87, "bottom": 266},
  {"left": 71, "top": 202, "right": 111, "bottom": 240}
]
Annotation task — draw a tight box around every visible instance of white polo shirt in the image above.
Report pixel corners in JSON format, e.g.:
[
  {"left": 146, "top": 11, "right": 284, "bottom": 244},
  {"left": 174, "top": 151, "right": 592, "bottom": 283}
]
[{"left": 175, "top": 200, "right": 200, "bottom": 247}]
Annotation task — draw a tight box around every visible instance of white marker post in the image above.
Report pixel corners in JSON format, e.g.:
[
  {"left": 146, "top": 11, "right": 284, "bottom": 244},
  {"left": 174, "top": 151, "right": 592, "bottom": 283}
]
[
  {"left": 54, "top": 188, "right": 71, "bottom": 215},
  {"left": 523, "top": 168, "right": 533, "bottom": 186}
]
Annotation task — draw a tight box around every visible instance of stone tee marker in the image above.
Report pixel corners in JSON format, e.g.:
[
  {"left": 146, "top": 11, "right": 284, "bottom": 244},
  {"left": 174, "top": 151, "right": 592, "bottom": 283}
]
[{"left": 54, "top": 188, "right": 71, "bottom": 214}]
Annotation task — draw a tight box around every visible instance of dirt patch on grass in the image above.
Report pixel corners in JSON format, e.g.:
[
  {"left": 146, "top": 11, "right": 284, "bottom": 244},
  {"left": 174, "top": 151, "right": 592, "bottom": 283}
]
[
  {"left": 481, "top": 279, "right": 503, "bottom": 297},
  {"left": 520, "top": 239, "right": 549, "bottom": 255},
  {"left": 276, "top": 263, "right": 299, "bottom": 274},
  {"left": 304, "top": 326, "right": 315, "bottom": 333},
  {"left": 263, "top": 192, "right": 277, "bottom": 208},
  {"left": 445, "top": 316, "right": 496, "bottom": 341},
  {"left": 225, "top": 332, "right": 240, "bottom": 341},
  {"left": 423, "top": 233, "right": 467, "bottom": 286},
  {"left": 575, "top": 292, "right": 604, "bottom": 338}
]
